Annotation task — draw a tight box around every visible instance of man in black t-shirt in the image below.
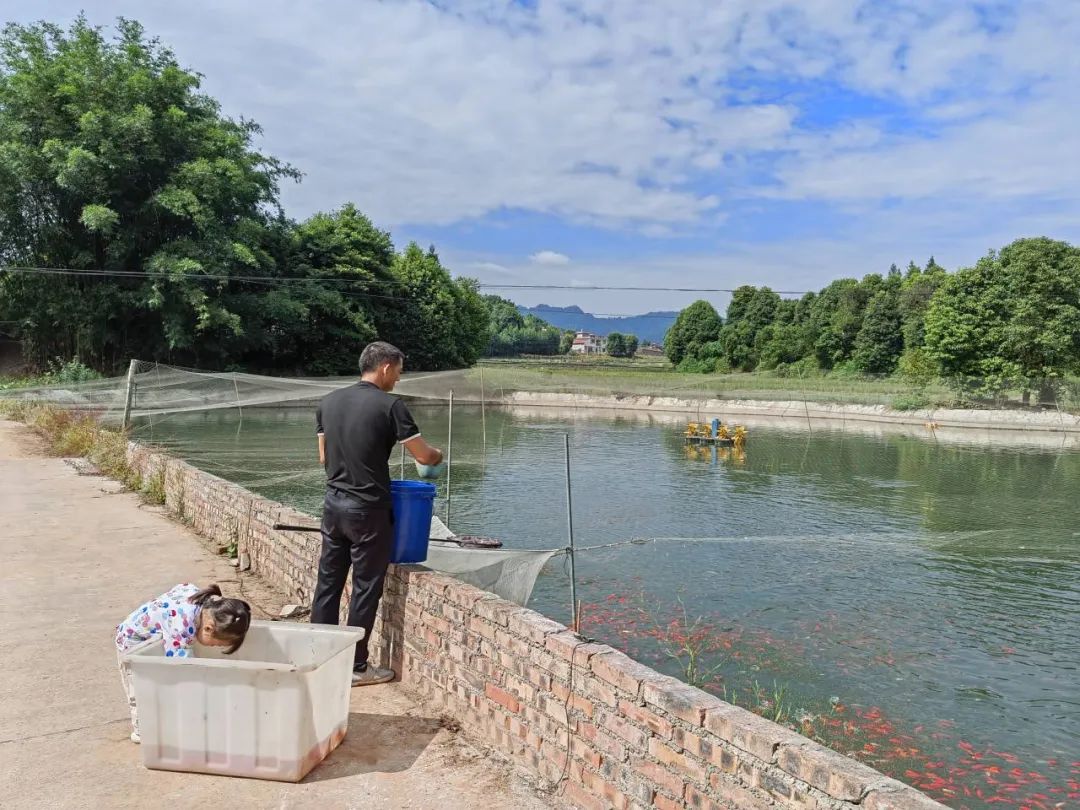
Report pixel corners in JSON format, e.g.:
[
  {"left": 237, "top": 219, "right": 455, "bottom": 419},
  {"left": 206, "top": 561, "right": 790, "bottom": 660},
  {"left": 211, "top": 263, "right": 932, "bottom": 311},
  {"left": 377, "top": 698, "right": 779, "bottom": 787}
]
[{"left": 312, "top": 341, "right": 443, "bottom": 686}]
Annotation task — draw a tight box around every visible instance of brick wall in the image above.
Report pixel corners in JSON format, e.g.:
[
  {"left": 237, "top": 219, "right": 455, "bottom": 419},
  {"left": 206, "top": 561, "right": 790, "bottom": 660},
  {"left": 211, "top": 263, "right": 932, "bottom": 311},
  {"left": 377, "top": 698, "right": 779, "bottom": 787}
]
[{"left": 127, "top": 442, "right": 946, "bottom": 810}]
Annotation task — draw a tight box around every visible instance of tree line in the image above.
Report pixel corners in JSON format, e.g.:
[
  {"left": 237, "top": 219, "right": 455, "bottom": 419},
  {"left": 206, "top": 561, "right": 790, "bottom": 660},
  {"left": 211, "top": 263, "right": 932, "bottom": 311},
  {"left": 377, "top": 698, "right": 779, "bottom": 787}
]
[
  {"left": 483, "top": 294, "right": 641, "bottom": 358},
  {"left": 483, "top": 295, "right": 571, "bottom": 356},
  {"left": 665, "top": 237, "right": 1080, "bottom": 402},
  {"left": 0, "top": 18, "right": 490, "bottom": 374}
]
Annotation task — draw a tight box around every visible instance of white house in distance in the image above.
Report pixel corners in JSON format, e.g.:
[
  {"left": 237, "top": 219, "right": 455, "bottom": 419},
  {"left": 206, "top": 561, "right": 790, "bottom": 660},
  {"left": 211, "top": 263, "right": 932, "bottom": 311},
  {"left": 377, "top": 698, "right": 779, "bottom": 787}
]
[{"left": 570, "top": 330, "right": 605, "bottom": 354}]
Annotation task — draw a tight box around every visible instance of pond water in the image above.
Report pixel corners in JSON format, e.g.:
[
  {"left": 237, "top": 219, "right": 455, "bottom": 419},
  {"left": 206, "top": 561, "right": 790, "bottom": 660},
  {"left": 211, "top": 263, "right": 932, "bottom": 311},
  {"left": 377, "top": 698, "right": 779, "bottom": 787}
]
[{"left": 132, "top": 403, "right": 1080, "bottom": 809}]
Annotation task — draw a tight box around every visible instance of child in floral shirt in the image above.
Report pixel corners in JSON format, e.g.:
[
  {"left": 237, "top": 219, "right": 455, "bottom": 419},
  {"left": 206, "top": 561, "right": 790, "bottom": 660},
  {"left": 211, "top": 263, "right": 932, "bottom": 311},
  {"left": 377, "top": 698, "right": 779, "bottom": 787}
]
[{"left": 115, "top": 583, "right": 251, "bottom": 742}]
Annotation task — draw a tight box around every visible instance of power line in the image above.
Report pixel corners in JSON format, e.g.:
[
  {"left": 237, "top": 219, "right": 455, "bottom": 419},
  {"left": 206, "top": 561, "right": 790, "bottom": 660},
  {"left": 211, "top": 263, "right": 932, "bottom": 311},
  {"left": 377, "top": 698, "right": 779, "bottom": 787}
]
[
  {"left": 523, "top": 312, "right": 679, "bottom": 320},
  {"left": 0, "top": 270, "right": 683, "bottom": 317},
  {"left": 0, "top": 266, "right": 411, "bottom": 304},
  {"left": 1, "top": 266, "right": 813, "bottom": 296},
  {"left": 1, "top": 265, "right": 404, "bottom": 288},
  {"left": 1, "top": 265, "right": 821, "bottom": 337},
  {"left": 487, "top": 284, "right": 811, "bottom": 294},
  {"left": 0, "top": 265, "right": 800, "bottom": 321}
]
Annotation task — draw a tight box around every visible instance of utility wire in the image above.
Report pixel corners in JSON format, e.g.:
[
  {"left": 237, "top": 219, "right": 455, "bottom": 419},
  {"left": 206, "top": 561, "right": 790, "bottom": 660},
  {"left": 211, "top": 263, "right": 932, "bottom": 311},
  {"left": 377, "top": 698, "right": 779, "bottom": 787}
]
[
  {"left": 486, "top": 283, "right": 810, "bottom": 294},
  {"left": 1, "top": 266, "right": 411, "bottom": 303},
  {"left": 1, "top": 265, "right": 813, "bottom": 297},
  {"left": 1, "top": 265, "right": 409, "bottom": 286}
]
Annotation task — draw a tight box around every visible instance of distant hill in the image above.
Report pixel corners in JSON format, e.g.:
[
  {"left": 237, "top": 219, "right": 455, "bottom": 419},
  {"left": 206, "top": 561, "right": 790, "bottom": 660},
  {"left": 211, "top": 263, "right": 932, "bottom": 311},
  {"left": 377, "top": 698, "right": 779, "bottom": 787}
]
[{"left": 517, "top": 304, "right": 677, "bottom": 344}]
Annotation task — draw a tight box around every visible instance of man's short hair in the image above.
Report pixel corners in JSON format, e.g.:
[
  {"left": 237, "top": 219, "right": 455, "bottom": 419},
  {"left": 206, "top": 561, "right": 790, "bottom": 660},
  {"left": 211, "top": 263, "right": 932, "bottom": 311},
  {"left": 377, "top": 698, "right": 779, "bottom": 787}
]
[{"left": 359, "top": 341, "right": 405, "bottom": 374}]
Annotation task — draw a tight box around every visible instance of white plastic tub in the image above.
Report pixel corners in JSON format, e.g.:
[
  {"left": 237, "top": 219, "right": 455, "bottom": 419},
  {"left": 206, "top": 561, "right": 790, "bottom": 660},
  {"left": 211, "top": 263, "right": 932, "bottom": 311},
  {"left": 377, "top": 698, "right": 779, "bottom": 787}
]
[{"left": 123, "top": 620, "right": 364, "bottom": 782}]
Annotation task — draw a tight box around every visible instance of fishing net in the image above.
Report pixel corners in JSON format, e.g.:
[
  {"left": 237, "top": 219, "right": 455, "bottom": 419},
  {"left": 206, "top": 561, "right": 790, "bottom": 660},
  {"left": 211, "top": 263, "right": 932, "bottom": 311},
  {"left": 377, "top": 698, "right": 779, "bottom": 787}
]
[
  {"left": 8, "top": 360, "right": 1077, "bottom": 612},
  {"left": 4, "top": 360, "right": 492, "bottom": 422},
  {"left": 5, "top": 363, "right": 569, "bottom": 606},
  {"left": 425, "top": 515, "right": 561, "bottom": 606},
  {"left": 426, "top": 545, "right": 561, "bottom": 606},
  {"left": 9, "top": 358, "right": 1078, "bottom": 417},
  {"left": 5, "top": 361, "right": 356, "bottom": 419}
]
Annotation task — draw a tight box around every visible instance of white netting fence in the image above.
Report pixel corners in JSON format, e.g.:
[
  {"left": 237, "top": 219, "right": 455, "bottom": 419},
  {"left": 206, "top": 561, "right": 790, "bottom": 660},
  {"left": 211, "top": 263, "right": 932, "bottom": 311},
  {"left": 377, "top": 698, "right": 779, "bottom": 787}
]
[
  {"left": 5, "top": 359, "right": 1078, "bottom": 611},
  {"left": 7, "top": 359, "right": 1079, "bottom": 419}
]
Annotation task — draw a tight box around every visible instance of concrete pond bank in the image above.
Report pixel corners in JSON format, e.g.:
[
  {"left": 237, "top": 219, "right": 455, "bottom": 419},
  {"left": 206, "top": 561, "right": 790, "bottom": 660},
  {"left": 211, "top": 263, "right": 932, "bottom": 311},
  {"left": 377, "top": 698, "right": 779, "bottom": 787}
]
[{"left": 501, "top": 391, "right": 1080, "bottom": 436}]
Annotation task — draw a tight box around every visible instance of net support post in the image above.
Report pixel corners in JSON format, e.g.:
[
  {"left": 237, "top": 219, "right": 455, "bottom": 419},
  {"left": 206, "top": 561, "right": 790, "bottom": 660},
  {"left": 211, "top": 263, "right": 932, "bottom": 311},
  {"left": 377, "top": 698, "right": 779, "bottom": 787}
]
[{"left": 121, "top": 359, "right": 138, "bottom": 431}]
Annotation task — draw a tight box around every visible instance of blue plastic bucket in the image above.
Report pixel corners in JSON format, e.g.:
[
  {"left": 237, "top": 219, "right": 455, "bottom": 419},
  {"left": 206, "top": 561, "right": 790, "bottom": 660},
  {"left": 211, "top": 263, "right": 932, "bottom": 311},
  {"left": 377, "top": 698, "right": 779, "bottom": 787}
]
[{"left": 390, "top": 479, "right": 436, "bottom": 563}]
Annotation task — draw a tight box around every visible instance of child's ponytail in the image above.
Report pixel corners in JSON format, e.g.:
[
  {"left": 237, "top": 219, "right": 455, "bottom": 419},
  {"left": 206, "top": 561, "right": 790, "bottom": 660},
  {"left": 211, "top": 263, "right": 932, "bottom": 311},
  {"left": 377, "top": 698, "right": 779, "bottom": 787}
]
[{"left": 188, "top": 584, "right": 223, "bottom": 607}]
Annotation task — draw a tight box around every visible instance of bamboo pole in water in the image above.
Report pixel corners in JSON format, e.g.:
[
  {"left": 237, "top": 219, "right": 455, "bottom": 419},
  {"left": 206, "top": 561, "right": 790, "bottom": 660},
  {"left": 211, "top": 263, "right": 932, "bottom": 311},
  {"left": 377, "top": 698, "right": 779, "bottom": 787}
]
[
  {"left": 446, "top": 389, "right": 453, "bottom": 527},
  {"left": 480, "top": 366, "right": 487, "bottom": 454},
  {"left": 564, "top": 433, "right": 578, "bottom": 631}
]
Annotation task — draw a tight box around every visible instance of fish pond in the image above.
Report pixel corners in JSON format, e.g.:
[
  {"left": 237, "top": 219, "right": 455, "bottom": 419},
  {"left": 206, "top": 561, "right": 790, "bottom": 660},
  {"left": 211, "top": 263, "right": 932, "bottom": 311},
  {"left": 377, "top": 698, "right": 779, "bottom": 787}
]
[{"left": 133, "top": 403, "right": 1080, "bottom": 809}]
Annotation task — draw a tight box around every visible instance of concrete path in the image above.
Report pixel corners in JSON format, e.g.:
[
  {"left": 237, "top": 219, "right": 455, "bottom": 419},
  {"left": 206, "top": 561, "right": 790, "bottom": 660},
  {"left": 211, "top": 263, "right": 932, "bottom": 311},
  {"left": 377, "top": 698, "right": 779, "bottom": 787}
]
[{"left": 0, "top": 420, "right": 558, "bottom": 809}]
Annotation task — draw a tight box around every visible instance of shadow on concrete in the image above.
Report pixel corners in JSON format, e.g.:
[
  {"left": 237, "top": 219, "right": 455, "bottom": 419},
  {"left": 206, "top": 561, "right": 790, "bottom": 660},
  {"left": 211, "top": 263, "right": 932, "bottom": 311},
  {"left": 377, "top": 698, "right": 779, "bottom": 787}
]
[{"left": 304, "top": 712, "right": 441, "bottom": 781}]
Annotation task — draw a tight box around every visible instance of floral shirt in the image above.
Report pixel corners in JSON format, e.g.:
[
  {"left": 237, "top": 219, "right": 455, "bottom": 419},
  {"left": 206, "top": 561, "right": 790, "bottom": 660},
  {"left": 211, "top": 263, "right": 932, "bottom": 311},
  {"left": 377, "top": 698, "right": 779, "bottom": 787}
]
[{"left": 115, "top": 583, "right": 201, "bottom": 657}]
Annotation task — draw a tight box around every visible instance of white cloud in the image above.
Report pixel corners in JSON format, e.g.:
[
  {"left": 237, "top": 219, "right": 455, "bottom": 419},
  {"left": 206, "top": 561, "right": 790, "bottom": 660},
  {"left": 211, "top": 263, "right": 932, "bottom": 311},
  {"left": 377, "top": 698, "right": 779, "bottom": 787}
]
[
  {"left": 14, "top": 1, "right": 1080, "bottom": 259},
  {"left": 6, "top": 2, "right": 1006, "bottom": 222},
  {"left": 530, "top": 251, "right": 571, "bottom": 266},
  {"left": 772, "top": 93, "right": 1080, "bottom": 203},
  {"left": 449, "top": 191, "right": 1071, "bottom": 314},
  {"left": 469, "top": 261, "right": 516, "bottom": 276}
]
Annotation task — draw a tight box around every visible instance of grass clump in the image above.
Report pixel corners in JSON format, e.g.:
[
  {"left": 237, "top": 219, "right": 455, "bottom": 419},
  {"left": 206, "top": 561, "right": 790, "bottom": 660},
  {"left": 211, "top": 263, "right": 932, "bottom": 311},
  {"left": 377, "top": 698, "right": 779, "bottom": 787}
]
[
  {"left": 890, "top": 393, "right": 932, "bottom": 411},
  {"left": 0, "top": 357, "right": 103, "bottom": 391},
  {"left": 0, "top": 400, "right": 147, "bottom": 492},
  {"left": 143, "top": 468, "right": 167, "bottom": 505}
]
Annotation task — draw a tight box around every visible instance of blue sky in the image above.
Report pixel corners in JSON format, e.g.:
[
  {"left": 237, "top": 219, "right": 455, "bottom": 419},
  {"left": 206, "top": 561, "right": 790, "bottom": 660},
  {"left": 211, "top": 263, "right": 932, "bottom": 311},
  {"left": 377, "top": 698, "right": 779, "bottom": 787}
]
[{"left": 14, "top": 1, "right": 1080, "bottom": 314}]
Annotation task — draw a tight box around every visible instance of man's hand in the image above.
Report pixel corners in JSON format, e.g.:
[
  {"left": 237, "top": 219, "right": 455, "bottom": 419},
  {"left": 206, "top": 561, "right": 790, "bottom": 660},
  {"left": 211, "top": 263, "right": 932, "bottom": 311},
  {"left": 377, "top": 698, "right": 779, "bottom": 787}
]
[{"left": 403, "top": 435, "right": 443, "bottom": 466}]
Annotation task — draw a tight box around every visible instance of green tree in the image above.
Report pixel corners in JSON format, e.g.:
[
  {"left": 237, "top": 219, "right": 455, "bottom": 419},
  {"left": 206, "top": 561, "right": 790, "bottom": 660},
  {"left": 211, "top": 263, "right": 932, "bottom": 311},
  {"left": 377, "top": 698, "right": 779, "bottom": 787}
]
[
  {"left": 899, "top": 258, "right": 947, "bottom": 352},
  {"left": 852, "top": 285, "right": 903, "bottom": 374},
  {"left": 794, "top": 291, "right": 817, "bottom": 326},
  {"left": 719, "top": 286, "right": 780, "bottom": 370},
  {"left": 754, "top": 299, "right": 810, "bottom": 370},
  {"left": 379, "top": 243, "right": 488, "bottom": 370},
  {"left": 481, "top": 295, "right": 563, "bottom": 356},
  {"left": 604, "top": 332, "right": 638, "bottom": 357},
  {"left": 925, "top": 238, "right": 1080, "bottom": 402},
  {"left": 449, "top": 276, "right": 490, "bottom": 366},
  {"left": 718, "top": 320, "right": 755, "bottom": 370},
  {"left": 924, "top": 257, "right": 1013, "bottom": 395},
  {"left": 810, "top": 278, "right": 872, "bottom": 369},
  {"left": 0, "top": 17, "right": 297, "bottom": 370},
  {"left": 723, "top": 285, "right": 758, "bottom": 326},
  {"left": 605, "top": 332, "right": 627, "bottom": 357},
  {"left": 897, "top": 347, "right": 937, "bottom": 388},
  {"left": 482, "top": 295, "right": 525, "bottom": 357},
  {"left": 484, "top": 295, "right": 525, "bottom": 334},
  {"left": 996, "top": 238, "right": 1080, "bottom": 401},
  {"left": 269, "top": 203, "right": 395, "bottom": 374},
  {"left": 520, "top": 315, "right": 563, "bottom": 354},
  {"left": 664, "top": 300, "right": 722, "bottom": 365}
]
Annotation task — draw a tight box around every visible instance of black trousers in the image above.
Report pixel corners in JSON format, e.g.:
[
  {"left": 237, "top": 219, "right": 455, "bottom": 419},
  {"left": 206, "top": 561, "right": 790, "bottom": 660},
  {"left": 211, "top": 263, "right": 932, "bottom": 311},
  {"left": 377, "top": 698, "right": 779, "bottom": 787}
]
[{"left": 310, "top": 489, "right": 393, "bottom": 668}]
